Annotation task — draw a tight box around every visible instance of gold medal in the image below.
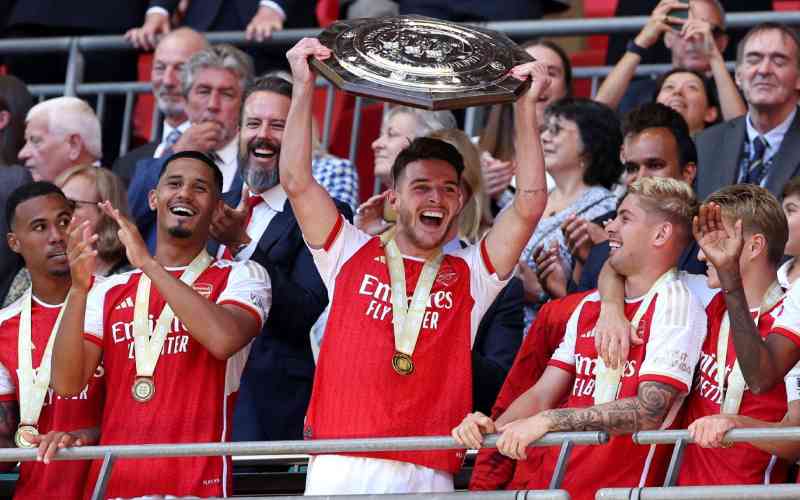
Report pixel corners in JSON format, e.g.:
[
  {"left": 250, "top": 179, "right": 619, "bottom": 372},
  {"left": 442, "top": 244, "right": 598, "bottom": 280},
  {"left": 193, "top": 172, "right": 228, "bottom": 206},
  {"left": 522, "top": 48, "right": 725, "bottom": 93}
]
[
  {"left": 392, "top": 352, "right": 414, "bottom": 376},
  {"left": 132, "top": 377, "right": 155, "bottom": 402},
  {"left": 14, "top": 424, "right": 38, "bottom": 448}
]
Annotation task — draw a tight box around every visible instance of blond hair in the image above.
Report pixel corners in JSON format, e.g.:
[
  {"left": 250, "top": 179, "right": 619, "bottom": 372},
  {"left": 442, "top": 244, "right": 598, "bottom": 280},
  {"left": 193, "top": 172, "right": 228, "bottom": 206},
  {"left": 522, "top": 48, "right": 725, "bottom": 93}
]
[
  {"left": 627, "top": 177, "right": 698, "bottom": 240},
  {"left": 54, "top": 165, "right": 129, "bottom": 263},
  {"left": 428, "top": 128, "right": 492, "bottom": 243},
  {"left": 705, "top": 184, "right": 788, "bottom": 266}
]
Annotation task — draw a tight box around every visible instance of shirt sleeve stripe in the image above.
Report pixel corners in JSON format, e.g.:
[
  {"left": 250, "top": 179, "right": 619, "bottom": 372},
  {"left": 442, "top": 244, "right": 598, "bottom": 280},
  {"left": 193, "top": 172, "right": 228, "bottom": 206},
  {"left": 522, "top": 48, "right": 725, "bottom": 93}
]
[
  {"left": 638, "top": 373, "right": 689, "bottom": 393},
  {"left": 770, "top": 327, "right": 800, "bottom": 349},
  {"left": 82, "top": 332, "right": 103, "bottom": 347},
  {"left": 0, "top": 394, "right": 15, "bottom": 402},
  {"left": 548, "top": 359, "right": 576, "bottom": 374},
  {"left": 323, "top": 215, "right": 345, "bottom": 252},
  {"left": 480, "top": 238, "right": 496, "bottom": 276},
  {"left": 219, "top": 299, "right": 265, "bottom": 331}
]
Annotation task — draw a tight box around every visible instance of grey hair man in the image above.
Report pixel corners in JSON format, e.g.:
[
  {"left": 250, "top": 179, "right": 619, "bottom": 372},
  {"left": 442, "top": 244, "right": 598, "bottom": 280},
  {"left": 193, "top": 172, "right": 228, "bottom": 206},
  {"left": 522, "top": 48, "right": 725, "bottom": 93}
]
[{"left": 18, "top": 97, "right": 101, "bottom": 182}]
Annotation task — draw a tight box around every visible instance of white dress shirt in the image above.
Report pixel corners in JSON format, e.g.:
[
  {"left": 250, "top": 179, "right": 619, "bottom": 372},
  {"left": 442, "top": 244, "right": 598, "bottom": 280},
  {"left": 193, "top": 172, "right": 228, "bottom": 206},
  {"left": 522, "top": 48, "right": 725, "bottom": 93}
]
[
  {"left": 154, "top": 120, "right": 191, "bottom": 158},
  {"left": 215, "top": 137, "right": 240, "bottom": 194}
]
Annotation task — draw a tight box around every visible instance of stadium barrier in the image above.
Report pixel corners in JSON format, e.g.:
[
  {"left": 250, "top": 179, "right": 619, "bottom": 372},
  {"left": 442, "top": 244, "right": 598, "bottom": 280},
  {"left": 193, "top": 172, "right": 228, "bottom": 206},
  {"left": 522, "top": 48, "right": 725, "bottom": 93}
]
[
  {"left": 596, "top": 485, "right": 800, "bottom": 500},
  {"left": 269, "top": 492, "right": 571, "bottom": 500},
  {"left": 1, "top": 10, "right": 797, "bottom": 164},
  {"left": 0, "top": 432, "right": 606, "bottom": 500}
]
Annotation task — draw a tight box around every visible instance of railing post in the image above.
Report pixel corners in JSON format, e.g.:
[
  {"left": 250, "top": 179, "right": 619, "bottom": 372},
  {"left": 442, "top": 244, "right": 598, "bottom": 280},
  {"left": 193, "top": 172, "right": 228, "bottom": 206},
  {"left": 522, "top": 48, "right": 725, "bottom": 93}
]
[
  {"left": 547, "top": 439, "right": 573, "bottom": 489},
  {"left": 64, "top": 38, "right": 85, "bottom": 98},
  {"left": 90, "top": 452, "right": 116, "bottom": 500},
  {"left": 661, "top": 438, "right": 686, "bottom": 487},
  {"left": 321, "top": 81, "right": 336, "bottom": 152},
  {"left": 119, "top": 91, "right": 135, "bottom": 157},
  {"left": 348, "top": 96, "right": 364, "bottom": 165},
  {"left": 464, "top": 106, "right": 478, "bottom": 138}
]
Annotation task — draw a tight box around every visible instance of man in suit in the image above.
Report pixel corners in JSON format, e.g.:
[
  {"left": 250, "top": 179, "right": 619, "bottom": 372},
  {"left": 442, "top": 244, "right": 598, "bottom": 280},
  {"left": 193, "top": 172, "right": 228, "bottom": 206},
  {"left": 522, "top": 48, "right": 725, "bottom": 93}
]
[
  {"left": 112, "top": 28, "right": 209, "bottom": 187},
  {"left": 396, "top": 0, "right": 568, "bottom": 22},
  {"left": 128, "top": 44, "right": 254, "bottom": 253},
  {"left": 695, "top": 22, "right": 800, "bottom": 201},
  {"left": 210, "top": 75, "right": 350, "bottom": 441},
  {"left": 126, "top": 0, "right": 318, "bottom": 74}
]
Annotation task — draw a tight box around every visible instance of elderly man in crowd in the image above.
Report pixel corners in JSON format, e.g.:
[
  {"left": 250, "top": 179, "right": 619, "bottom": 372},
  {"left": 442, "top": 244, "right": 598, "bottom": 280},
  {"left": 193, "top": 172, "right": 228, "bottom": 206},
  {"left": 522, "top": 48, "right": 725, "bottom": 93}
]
[
  {"left": 128, "top": 44, "right": 254, "bottom": 252},
  {"left": 695, "top": 22, "right": 800, "bottom": 200},
  {"left": 112, "top": 28, "right": 209, "bottom": 186},
  {"left": 18, "top": 97, "right": 102, "bottom": 182}
]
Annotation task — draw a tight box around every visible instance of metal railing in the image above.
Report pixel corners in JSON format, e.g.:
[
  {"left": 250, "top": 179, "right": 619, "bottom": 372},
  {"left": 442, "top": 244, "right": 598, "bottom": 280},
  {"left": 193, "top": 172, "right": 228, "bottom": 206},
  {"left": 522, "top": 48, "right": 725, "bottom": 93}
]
[
  {"left": 596, "top": 485, "right": 800, "bottom": 500},
  {"left": 0, "top": 432, "right": 605, "bottom": 500},
  {"left": 1, "top": 10, "right": 797, "bottom": 161},
  {"left": 271, "top": 492, "right": 571, "bottom": 500}
]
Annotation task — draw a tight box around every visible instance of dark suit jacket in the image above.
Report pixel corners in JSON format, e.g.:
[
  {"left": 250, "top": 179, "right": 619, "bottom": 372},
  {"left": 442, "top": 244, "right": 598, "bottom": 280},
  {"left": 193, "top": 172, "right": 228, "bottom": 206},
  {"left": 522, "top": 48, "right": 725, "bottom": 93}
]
[
  {"left": 112, "top": 142, "right": 158, "bottom": 189},
  {"left": 472, "top": 277, "right": 524, "bottom": 415},
  {"left": 397, "top": 0, "right": 544, "bottom": 21},
  {"left": 695, "top": 111, "right": 800, "bottom": 201},
  {"left": 232, "top": 197, "right": 353, "bottom": 442},
  {"left": 0, "top": 166, "right": 32, "bottom": 303},
  {"left": 5, "top": 0, "right": 148, "bottom": 32},
  {"left": 127, "top": 153, "right": 244, "bottom": 254},
  {"left": 149, "top": 0, "right": 315, "bottom": 30}
]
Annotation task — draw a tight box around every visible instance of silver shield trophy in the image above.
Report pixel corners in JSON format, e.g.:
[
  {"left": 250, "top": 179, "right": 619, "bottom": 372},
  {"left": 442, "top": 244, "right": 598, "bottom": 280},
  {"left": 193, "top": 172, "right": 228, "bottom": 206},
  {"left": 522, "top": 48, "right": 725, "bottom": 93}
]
[{"left": 310, "top": 15, "right": 534, "bottom": 110}]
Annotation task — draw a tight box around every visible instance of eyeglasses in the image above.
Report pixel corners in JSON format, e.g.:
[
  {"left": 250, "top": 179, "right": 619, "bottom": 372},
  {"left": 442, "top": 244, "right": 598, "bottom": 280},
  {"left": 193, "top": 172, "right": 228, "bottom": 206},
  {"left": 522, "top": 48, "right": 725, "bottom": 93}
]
[{"left": 69, "top": 199, "right": 100, "bottom": 209}]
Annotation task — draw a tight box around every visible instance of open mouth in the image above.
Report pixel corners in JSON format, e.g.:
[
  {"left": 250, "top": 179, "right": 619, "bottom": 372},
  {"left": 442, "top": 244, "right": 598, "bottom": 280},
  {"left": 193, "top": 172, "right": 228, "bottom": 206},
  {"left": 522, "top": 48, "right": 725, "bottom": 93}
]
[
  {"left": 169, "top": 204, "right": 197, "bottom": 218},
  {"left": 419, "top": 209, "right": 445, "bottom": 228},
  {"left": 608, "top": 240, "right": 622, "bottom": 252},
  {"left": 252, "top": 147, "right": 277, "bottom": 159}
]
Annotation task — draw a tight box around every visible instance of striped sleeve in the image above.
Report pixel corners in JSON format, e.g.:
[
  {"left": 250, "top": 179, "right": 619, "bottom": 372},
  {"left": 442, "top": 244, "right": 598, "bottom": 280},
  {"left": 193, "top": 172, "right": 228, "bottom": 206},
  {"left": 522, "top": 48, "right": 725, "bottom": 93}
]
[
  {"left": 772, "top": 283, "right": 800, "bottom": 349},
  {"left": 639, "top": 280, "right": 707, "bottom": 392},
  {"left": 217, "top": 260, "right": 272, "bottom": 330}
]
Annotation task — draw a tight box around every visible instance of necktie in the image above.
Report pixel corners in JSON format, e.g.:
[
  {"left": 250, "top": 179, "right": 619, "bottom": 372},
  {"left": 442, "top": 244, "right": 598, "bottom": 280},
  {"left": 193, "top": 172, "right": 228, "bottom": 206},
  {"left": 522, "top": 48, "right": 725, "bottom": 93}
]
[
  {"left": 744, "top": 136, "right": 768, "bottom": 185},
  {"left": 221, "top": 193, "right": 264, "bottom": 260},
  {"left": 163, "top": 129, "right": 182, "bottom": 154}
]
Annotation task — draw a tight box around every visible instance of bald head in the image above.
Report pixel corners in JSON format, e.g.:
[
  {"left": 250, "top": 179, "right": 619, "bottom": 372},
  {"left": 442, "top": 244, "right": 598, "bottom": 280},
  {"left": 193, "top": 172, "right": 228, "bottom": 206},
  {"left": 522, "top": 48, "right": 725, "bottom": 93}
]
[{"left": 152, "top": 28, "right": 209, "bottom": 124}]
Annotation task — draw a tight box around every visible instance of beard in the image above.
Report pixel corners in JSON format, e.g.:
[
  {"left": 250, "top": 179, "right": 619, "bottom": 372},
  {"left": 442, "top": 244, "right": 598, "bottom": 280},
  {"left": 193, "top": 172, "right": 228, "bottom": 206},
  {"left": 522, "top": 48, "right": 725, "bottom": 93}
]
[
  {"left": 155, "top": 91, "right": 185, "bottom": 119},
  {"left": 167, "top": 226, "right": 193, "bottom": 239},
  {"left": 238, "top": 136, "right": 281, "bottom": 193}
]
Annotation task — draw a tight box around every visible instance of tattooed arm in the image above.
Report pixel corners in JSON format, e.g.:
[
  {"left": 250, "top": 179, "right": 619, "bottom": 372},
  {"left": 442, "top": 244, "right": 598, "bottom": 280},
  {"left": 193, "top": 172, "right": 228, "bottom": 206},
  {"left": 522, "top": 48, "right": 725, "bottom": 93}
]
[{"left": 495, "top": 381, "right": 680, "bottom": 459}]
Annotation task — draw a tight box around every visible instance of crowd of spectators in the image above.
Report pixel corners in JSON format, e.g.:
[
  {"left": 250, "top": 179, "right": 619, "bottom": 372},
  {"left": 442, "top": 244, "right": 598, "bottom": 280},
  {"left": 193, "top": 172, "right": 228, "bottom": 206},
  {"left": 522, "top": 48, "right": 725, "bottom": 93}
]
[{"left": 1, "top": 0, "right": 800, "bottom": 499}]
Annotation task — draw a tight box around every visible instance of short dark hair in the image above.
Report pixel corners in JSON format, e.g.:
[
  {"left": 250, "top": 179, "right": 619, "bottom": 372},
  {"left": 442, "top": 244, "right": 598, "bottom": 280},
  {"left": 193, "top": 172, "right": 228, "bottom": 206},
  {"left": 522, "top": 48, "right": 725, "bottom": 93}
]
[
  {"left": 0, "top": 75, "right": 34, "bottom": 167},
  {"left": 546, "top": 98, "right": 623, "bottom": 189},
  {"left": 391, "top": 137, "right": 465, "bottom": 184},
  {"left": 783, "top": 176, "right": 800, "bottom": 200},
  {"left": 6, "top": 181, "right": 69, "bottom": 229},
  {"left": 623, "top": 102, "right": 698, "bottom": 168},
  {"left": 737, "top": 22, "right": 800, "bottom": 69},
  {"left": 520, "top": 39, "right": 573, "bottom": 96},
  {"left": 240, "top": 75, "right": 292, "bottom": 124},
  {"left": 653, "top": 68, "right": 720, "bottom": 126},
  {"left": 159, "top": 150, "right": 224, "bottom": 194}
]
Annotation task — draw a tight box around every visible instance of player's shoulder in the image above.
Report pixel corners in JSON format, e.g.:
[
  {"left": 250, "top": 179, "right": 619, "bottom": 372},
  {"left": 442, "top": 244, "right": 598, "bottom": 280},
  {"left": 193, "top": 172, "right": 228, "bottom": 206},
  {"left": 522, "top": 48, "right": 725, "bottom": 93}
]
[
  {"left": 656, "top": 276, "right": 706, "bottom": 325},
  {"left": 212, "top": 258, "right": 270, "bottom": 283},
  {"left": 92, "top": 270, "right": 139, "bottom": 294},
  {"left": 0, "top": 297, "right": 24, "bottom": 327}
]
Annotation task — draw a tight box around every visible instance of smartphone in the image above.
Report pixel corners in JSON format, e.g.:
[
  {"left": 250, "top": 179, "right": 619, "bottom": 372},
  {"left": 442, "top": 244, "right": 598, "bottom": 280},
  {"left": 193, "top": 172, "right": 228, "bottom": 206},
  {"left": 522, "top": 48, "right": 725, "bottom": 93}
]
[{"left": 669, "top": 0, "right": 690, "bottom": 25}]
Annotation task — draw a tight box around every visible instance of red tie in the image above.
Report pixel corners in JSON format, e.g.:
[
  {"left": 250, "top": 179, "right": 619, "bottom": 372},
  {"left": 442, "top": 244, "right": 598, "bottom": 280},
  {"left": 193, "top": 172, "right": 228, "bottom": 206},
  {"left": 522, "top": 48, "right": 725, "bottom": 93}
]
[{"left": 222, "top": 193, "right": 264, "bottom": 260}]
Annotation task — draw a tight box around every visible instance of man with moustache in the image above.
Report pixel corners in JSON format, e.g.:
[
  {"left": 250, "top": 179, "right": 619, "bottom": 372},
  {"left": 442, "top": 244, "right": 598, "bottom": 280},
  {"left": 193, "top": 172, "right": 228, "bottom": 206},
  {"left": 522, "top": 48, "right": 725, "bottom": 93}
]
[
  {"left": 211, "top": 75, "right": 352, "bottom": 442},
  {"left": 0, "top": 182, "right": 104, "bottom": 499},
  {"left": 52, "top": 151, "right": 271, "bottom": 497},
  {"left": 113, "top": 28, "right": 209, "bottom": 187},
  {"left": 128, "top": 44, "right": 254, "bottom": 253}
]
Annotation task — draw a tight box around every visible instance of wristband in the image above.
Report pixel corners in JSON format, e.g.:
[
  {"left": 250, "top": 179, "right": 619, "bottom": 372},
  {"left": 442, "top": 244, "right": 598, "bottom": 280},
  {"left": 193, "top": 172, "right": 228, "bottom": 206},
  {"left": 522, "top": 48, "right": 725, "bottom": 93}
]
[{"left": 626, "top": 40, "right": 649, "bottom": 58}]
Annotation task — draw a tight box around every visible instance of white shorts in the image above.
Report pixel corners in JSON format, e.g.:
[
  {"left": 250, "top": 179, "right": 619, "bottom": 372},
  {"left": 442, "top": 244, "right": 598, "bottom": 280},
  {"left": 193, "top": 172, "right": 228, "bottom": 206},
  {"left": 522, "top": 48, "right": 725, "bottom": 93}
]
[{"left": 304, "top": 455, "right": 455, "bottom": 495}]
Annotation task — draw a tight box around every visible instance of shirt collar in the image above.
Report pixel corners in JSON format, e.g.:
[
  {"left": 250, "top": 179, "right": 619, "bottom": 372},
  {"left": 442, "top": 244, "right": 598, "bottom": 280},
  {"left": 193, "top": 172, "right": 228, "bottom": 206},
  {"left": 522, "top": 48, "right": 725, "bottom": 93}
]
[
  {"left": 252, "top": 184, "right": 287, "bottom": 213},
  {"left": 745, "top": 106, "right": 798, "bottom": 160},
  {"left": 161, "top": 120, "right": 190, "bottom": 143},
  {"left": 778, "top": 257, "right": 795, "bottom": 290},
  {"left": 215, "top": 136, "right": 239, "bottom": 167}
]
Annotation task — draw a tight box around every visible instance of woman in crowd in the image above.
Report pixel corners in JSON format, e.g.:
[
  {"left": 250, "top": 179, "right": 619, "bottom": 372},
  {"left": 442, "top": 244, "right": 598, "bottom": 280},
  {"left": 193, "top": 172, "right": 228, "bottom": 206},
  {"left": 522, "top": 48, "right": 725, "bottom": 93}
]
[
  {"left": 55, "top": 165, "right": 131, "bottom": 276},
  {"left": 519, "top": 98, "right": 623, "bottom": 329},
  {"left": 370, "top": 106, "right": 457, "bottom": 190},
  {"left": 479, "top": 39, "right": 572, "bottom": 211},
  {"left": 653, "top": 68, "right": 721, "bottom": 136}
]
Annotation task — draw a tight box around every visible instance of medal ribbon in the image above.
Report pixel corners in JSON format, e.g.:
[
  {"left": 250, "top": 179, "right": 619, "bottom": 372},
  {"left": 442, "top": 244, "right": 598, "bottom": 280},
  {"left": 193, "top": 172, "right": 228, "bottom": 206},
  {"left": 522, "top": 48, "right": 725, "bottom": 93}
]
[
  {"left": 716, "top": 281, "right": 783, "bottom": 414},
  {"left": 17, "top": 290, "right": 66, "bottom": 426},
  {"left": 594, "top": 268, "right": 679, "bottom": 405},
  {"left": 132, "top": 251, "right": 213, "bottom": 378},
  {"left": 383, "top": 239, "right": 444, "bottom": 359}
]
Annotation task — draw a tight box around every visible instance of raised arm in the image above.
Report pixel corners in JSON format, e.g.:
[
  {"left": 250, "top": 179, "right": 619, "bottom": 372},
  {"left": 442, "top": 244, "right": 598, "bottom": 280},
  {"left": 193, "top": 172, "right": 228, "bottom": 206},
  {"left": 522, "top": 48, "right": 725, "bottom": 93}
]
[
  {"left": 595, "top": 0, "right": 686, "bottom": 109},
  {"left": 694, "top": 203, "right": 800, "bottom": 393},
  {"left": 482, "top": 63, "right": 550, "bottom": 279},
  {"left": 280, "top": 38, "right": 341, "bottom": 249},
  {"left": 495, "top": 380, "right": 681, "bottom": 459},
  {"left": 52, "top": 220, "right": 103, "bottom": 397}
]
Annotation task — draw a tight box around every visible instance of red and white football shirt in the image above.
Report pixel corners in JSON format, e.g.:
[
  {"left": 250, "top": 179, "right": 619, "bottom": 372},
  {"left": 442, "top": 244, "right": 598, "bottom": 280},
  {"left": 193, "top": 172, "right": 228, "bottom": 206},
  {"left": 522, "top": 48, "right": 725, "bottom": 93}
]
[
  {"left": 679, "top": 291, "right": 788, "bottom": 485},
  {"left": 528, "top": 278, "right": 706, "bottom": 500},
  {"left": 0, "top": 296, "right": 104, "bottom": 500},
  {"left": 81, "top": 259, "right": 270, "bottom": 498},
  {"left": 304, "top": 217, "right": 508, "bottom": 488}
]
